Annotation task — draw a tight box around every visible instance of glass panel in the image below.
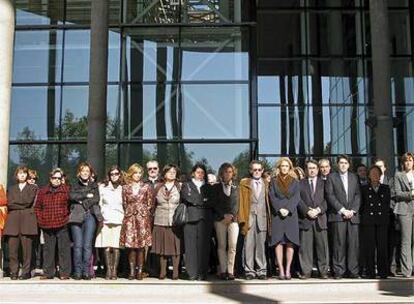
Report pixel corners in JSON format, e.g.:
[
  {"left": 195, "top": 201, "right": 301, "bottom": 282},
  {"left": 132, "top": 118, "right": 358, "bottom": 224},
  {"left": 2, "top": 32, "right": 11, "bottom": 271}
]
[
  {"left": 121, "top": 84, "right": 176, "bottom": 139},
  {"left": 119, "top": 143, "right": 179, "bottom": 169},
  {"left": 59, "top": 144, "right": 87, "bottom": 183},
  {"left": 182, "top": 0, "right": 247, "bottom": 24},
  {"left": 389, "top": 11, "right": 412, "bottom": 56},
  {"left": 390, "top": 59, "right": 414, "bottom": 105},
  {"left": 15, "top": 0, "right": 64, "bottom": 25},
  {"left": 257, "top": 12, "right": 305, "bottom": 57},
  {"left": 312, "top": 0, "right": 367, "bottom": 7},
  {"left": 11, "top": 86, "right": 61, "bottom": 141},
  {"left": 310, "top": 60, "right": 367, "bottom": 104},
  {"left": 257, "top": 60, "right": 308, "bottom": 104},
  {"left": 181, "top": 84, "right": 249, "bottom": 139},
  {"left": 308, "top": 11, "right": 364, "bottom": 56},
  {"left": 8, "top": 144, "right": 59, "bottom": 187},
  {"left": 124, "top": 28, "right": 179, "bottom": 83},
  {"left": 258, "top": 105, "right": 369, "bottom": 155},
  {"left": 13, "top": 30, "right": 63, "bottom": 84},
  {"left": 124, "top": 0, "right": 180, "bottom": 24},
  {"left": 388, "top": 0, "right": 410, "bottom": 7},
  {"left": 105, "top": 144, "right": 119, "bottom": 173},
  {"left": 60, "top": 86, "right": 88, "bottom": 140},
  {"left": 107, "top": 85, "right": 120, "bottom": 139},
  {"left": 108, "top": 30, "right": 121, "bottom": 82},
  {"left": 65, "top": 0, "right": 121, "bottom": 24},
  {"left": 63, "top": 30, "right": 90, "bottom": 83},
  {"left": 181, "top": 27, "right": 249, "bottom": 81},
  {"left": 393, "top": 106, "right": 414, "bottom": 154}
]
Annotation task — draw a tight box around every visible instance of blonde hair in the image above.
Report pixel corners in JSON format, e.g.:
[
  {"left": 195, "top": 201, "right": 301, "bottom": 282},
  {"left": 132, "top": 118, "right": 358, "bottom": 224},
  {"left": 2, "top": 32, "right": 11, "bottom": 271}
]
[
  {"left": 273, "top": 157, "right": 296, "bottom": 178},
  {"left": 125, "top": 163, "right": 144, "bottom": 183}
]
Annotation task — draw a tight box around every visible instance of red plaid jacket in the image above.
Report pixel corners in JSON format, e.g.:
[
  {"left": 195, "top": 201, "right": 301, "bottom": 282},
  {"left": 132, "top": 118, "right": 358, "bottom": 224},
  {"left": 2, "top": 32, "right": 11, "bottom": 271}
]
[{"left": 34, "top": 185, "right": 70, "bottom": 229}]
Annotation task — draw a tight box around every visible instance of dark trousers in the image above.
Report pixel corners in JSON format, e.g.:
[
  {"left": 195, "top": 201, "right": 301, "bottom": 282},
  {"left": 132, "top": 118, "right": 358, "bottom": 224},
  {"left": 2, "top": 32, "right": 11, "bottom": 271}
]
[
  {"left": 331, "top": 221, "right": 359, "bottom": 276},
  {"left": 388, "top": 218, "right": 401, "bottom": 275},
  {"left": 299, "top": 223, "right": 329, "bottom": 276},
  {"left": 360, "top": 224, "right": 388, "bottom": 277},
  {"left": 43, "top": 226, "right": 72, "bottom": 277},
  {"left": 184, "top": 219, "right": 212, "bottom": 278},
  {"left": 8, "top": 234, "right": 34, "bottom": 275}
]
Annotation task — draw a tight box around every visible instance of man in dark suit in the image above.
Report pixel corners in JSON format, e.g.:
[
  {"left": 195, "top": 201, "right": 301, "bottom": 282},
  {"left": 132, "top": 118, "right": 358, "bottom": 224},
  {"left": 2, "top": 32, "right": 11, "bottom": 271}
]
[
  {"left": 298, "top": 160, "right": 329, "bottom": 279},
  {"left": 325, "top": 155, "right": 361, "bottom": 279}
]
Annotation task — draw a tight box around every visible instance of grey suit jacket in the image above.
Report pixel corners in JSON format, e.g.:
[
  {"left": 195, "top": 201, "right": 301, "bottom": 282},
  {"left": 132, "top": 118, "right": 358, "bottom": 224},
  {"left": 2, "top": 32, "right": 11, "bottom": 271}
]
[
  {"left": 298, "top": 177, "right": 328, "bottom": 230},
  {"left": 325, "top": 172, "right": 361, "bottom": 223},
  {"left": 393, "top": 171, "right": 414, "bottom": 215}
]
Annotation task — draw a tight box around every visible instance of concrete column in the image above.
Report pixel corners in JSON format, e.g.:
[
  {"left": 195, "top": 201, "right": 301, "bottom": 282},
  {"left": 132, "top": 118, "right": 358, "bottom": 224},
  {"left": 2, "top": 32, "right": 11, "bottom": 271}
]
[
  {"left": 0, "top": 0, "right": 14, "bottom": 279},
  {"left": 369, "top": 0, "right": 395, "bottom": 171},
  {"left": 87, "top": 0, "right": 109, "bottom": 179},
  {"left": 0, "top": 0, "right": 14, "bottom": 187}
]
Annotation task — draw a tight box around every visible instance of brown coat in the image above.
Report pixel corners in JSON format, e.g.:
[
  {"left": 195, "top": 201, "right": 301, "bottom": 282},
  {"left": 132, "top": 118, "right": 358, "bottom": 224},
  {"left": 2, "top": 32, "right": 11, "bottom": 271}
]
[
  {"left": 3, "top": 183, "right": 38, "bottom": 236},
  {"left": 238, "top": 178, "right": 272, "bottom": 236}
]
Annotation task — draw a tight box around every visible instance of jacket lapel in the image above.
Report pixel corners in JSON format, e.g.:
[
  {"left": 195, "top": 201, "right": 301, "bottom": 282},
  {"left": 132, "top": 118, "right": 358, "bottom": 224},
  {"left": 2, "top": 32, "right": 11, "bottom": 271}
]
[{"left": 335, "top": 173, "right": 347, "bottom": 198}]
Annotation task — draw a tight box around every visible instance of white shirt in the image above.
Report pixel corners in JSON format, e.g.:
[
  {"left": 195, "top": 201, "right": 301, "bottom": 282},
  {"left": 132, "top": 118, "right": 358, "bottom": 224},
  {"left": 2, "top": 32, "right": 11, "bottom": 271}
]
[
  {"left": 222, "top": 181, "right": 232, "bottom": 197},
  {"left": 308, "top": 177, "right": 317, "bottom": 194},
  {"left": 99, "top": 182, "right": 124, "bottom": 225},
  {"left": 192, "top": 178, "right": 204, "bottom": 193},
  {"left": 406, "top": 171, "right": 414, "bottom": 189}
]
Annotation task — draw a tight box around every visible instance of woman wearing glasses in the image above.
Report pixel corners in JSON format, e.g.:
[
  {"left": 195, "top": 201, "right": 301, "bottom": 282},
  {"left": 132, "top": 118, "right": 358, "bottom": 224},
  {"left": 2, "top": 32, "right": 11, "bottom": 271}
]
[{"left": 95, "top": 166, "right": 125, "bottom": 280}]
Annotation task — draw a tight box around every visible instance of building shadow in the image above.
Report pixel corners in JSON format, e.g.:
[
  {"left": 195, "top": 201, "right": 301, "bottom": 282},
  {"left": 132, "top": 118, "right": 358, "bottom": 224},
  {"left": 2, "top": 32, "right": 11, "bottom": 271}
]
[
  {"left": 376, "top": 277, "right": 414, "bottom": 298},
  {"left": 208, "top": 280, "right": 280, "bottom": 304}
]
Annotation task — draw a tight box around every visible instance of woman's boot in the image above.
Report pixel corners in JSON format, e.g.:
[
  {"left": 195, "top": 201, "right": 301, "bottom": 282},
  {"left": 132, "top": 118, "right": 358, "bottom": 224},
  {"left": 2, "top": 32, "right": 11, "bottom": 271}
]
[
  {"left": 111, "top": 249, "right": 120, "bottom": 280},
  {"left": 128, "top": 250, "right": 136, "bottom": 280},
  {"left": 104, "top": 248, "right": 112, "bottom": 280},
  {"left": 136, "top": 249, "right": 144, "bottom": 280}
]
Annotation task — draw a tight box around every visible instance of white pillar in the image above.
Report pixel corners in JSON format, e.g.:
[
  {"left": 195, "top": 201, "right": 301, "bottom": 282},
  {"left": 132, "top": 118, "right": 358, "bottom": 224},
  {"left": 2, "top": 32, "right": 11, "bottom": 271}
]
[{"left": 0, "top": 0, "right": 14, "bottom": 186}]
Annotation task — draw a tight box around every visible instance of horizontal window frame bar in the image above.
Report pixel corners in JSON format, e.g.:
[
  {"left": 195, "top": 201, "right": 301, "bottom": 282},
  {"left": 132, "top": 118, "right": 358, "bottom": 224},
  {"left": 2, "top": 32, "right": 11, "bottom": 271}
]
[{"left": 9, "top": 139, "right": 257, "bottom": 145}]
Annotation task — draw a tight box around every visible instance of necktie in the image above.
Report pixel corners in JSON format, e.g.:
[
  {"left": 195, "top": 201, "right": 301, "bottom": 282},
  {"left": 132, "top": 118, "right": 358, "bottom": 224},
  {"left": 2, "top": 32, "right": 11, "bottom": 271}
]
[
  {"left": 309, "top": 179, "right": 314, "bottom": 197},
  {"left": 255, "top": 180, "right": 260, "bottom": 199},
  {"left": 341, "top": 175, "right": 348, "bottom": 201}
]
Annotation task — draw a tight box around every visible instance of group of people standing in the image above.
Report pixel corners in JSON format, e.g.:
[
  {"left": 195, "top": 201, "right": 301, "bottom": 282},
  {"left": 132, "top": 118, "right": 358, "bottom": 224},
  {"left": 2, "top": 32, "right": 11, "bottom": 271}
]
[{"left": 0, "top": 153, "right": 413, "bottom": 281}]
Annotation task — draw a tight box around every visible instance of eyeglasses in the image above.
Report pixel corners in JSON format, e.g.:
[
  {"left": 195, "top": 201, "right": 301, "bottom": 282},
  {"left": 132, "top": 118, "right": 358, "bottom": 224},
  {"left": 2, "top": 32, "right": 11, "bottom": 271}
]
[
  {"left": 147, "top": 167, "right": 158, "bottom": 171},
  {"left": 51, "top": 176, "right": 62, "bottom": 180},
  {"left": 28, "top": 177, "right": 37, "bottom": 180},
  {"left": 110, "top": 172, "right": 120, "bottom": 176},
  {"left": 252, "top": 168, "right": 263, "bottom": 172}
]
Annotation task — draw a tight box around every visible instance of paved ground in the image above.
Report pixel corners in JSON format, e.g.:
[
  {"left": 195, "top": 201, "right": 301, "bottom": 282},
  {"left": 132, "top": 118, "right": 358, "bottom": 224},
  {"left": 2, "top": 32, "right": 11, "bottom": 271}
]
[{"left": 0, "top": 277, "right": 412, "bottom": 303}]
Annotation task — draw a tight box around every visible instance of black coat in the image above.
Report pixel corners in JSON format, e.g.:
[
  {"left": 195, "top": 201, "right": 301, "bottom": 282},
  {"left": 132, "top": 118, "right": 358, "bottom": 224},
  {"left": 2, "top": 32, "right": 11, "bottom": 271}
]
[
  {"left": 325, "top": 172, "right": 361, "bottom": 224},
  {"left": 298, "top": 177, "right": 328, "bottom": 230},
  {"left": 180, "top": 181, "right": 213, "bottom": 223},
  {"left": 360, "top": 184, "right": 391, "bottom": 226},
  {"left": 69, "top": 179, "right": 101, "bottom": 220},
  {"left": 210, "top": 183, "right": 239, "bottom": 222}
]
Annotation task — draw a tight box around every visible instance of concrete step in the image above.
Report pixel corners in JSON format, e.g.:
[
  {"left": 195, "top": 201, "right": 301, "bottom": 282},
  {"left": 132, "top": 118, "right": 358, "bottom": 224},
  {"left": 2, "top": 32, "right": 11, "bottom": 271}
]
[{"left": 0, "top": 277, "right": 413, "bottom": 303}]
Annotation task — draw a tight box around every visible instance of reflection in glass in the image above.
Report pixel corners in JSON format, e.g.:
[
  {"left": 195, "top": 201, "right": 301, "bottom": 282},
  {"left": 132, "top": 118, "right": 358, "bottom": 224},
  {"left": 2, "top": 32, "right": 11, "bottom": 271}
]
[
  {"left": 124, "top": 28, "right": 179, "bottom": 83},
  {"left": 389, "top": 11, "right": 412, "bottom": 56},
  {"left": 11, "top": 87, "right": 61, "bottom": 141},
  {"left": 181, "top": 27, "right": 248, "bottom": 81},
  {"left": 63, "top": 30, "right": 90, "bottom": 83},
  {"left": 59, "top": 143, "right": 87, "bottom": 183},
  {"left": 8, "top": 144, "right": 59, "bottom": 187},
  {"left": 121, "top": 84, "right": 176, "bottom": 139},
  {"left": 182, "top": 84, "right": 249, "bottom": 139},
  {"left": 390, "top": 59, "right": 414, "bottom": 105},
  {"left": 13, "top": 30, "right": 63, "bottom": 84},
  {"left": 65, "top": 0, "right": 121, "bottom": 24},
  {"left": 258, "top": 106, "right": 369, "bottom": 156},
  {"left": 124, "top": 0, "right": 180, "bottom": 24},
  {"left": 15, "top": 1, "right": 64, "bottom": 25}
]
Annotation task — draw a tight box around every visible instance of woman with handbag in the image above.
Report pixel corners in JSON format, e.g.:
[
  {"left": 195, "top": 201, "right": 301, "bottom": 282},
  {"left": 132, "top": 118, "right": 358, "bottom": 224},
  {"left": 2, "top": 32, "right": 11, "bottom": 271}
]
[
  {"left": 181, "top": 163, "right": 213, "bottom": 280},
  {"left": 69, "top": 162, "right": 100, "bottom": 280},
  {"left": 151, "top": 164, "right": 182, "bottom": 280},
  {"left": 120, "top": 163, "right": 155, "bottom": 280}
]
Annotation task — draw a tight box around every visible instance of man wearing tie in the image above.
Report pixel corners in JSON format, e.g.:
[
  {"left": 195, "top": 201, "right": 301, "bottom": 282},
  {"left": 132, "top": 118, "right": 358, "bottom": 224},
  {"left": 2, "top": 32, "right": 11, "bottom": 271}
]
[
  {"left": 298, "top": 160, "right": 329, "bottom": 279},
  {"left": 238, "top": 160, "right": 271, "bottom": 280},
  {"left": 325, "top": 155, "right": 361, "bottom": 279}
]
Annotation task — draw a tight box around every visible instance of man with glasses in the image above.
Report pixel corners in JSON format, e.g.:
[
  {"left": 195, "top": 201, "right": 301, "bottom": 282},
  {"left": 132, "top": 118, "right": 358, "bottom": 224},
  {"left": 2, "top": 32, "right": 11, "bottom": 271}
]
[
  {"left": 34, "top": 168, "right": 71, "bottom": 280},
  {"left": 238, "top": 160, "right": 271, "bottom": 280},
  {"left": 145, "top": 160, "right": 161, "bottom": 189}
]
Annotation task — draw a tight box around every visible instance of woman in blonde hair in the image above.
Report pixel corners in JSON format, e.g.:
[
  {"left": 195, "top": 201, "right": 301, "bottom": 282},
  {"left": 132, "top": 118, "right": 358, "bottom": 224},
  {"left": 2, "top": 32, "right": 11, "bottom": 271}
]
[
  {"left": 269, "top": 157, "right": 300, "bottom": 280},
  {"left": 120, "top": 163, "right": 155, "bottom": 280}
]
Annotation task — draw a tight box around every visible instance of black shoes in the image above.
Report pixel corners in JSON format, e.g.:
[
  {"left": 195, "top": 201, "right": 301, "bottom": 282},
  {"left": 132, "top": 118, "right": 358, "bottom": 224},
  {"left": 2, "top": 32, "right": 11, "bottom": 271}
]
[
  {"left": 257, "top": 274, "right": 267, "bottom": 280},
  {"left": 299, "top": 274, "right": 310, "bottom": 280},
  {"left": 245, "top": 274, "right": 255, "bottom": 280},
  {"left": 19, "top": 273, "right": 31, "bottom": 280},
  {"left": 72, "top": 274, "right": 82, "bottom": 280},
  {"left": 10, "top": 273, "right": 18, "bottom": 280}
]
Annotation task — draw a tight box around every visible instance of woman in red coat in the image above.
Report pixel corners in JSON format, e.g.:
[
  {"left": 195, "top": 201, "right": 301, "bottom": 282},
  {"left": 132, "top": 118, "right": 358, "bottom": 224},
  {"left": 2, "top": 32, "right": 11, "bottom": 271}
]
[{"left": 120, "top": 163, "right": 155, "bottom": 280}]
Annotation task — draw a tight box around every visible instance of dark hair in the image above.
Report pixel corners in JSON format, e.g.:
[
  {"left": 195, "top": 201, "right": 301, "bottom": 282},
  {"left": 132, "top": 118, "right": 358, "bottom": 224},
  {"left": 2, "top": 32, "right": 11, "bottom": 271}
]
[
  {"left": 218, "top": 162, "right": 237, "bottom": 181},
  {"left": 103, "top": 165, "right": 124, "bottom": 187},
  {"left": 368, "top": 165, "right": 382, "bottom": 177},
  {"left": 14, "top": 166, "right": 29, "bottom": 182},
  {"left": 249, "top": 160, "right": 263, "bottom": 170},
  {"left": 356, "top": 163, "right": 367, "bottom": 170},
  {"left": 336, "top": 154, "right": 351, "bottom": 165},
  {"left": 306, "top": 159, "right": 319, "bottom": 169},
  {"left": 191, "top": 163, "right": 208, "bottom": 183},
  {"left": 373, "top": 157, "right": 387, "bottom": 168},
  {"left": 161, "top": 164, "right": 181, "bottom": 182}
]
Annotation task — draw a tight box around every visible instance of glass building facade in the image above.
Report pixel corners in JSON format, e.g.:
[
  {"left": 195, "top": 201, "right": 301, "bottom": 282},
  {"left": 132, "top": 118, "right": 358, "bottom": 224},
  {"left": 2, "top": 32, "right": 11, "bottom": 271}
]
[{"left": 9, "top": 0, "right": 414, "bottom": 185}]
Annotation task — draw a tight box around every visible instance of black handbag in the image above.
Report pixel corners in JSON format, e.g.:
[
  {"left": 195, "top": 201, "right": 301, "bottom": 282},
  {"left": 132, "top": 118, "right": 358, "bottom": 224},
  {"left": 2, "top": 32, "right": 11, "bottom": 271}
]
[{"left": 173, "top": 203, "right": 187, "bottom": 226}]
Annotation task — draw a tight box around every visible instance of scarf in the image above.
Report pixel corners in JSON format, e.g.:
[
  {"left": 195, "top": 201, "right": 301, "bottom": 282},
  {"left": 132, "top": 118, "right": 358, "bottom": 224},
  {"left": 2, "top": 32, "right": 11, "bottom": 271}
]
[{"left": 276, "top": 173, "right": 294, "bottom": 197}]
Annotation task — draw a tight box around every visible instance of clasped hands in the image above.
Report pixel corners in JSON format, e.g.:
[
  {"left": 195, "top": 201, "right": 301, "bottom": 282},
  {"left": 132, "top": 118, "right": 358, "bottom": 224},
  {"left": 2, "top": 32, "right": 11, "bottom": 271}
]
[
  {"left": 307, "top": 207, "right": 321, "bottom": 219},
  {"left": 279, "top": 208, "right": 289, "bottom": 218},
  {"left": 222, "top": 214, "right": 234, "bottom": 225},
  {"left": 340, "top": 208, "right": 355, "bottom": 219}
]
